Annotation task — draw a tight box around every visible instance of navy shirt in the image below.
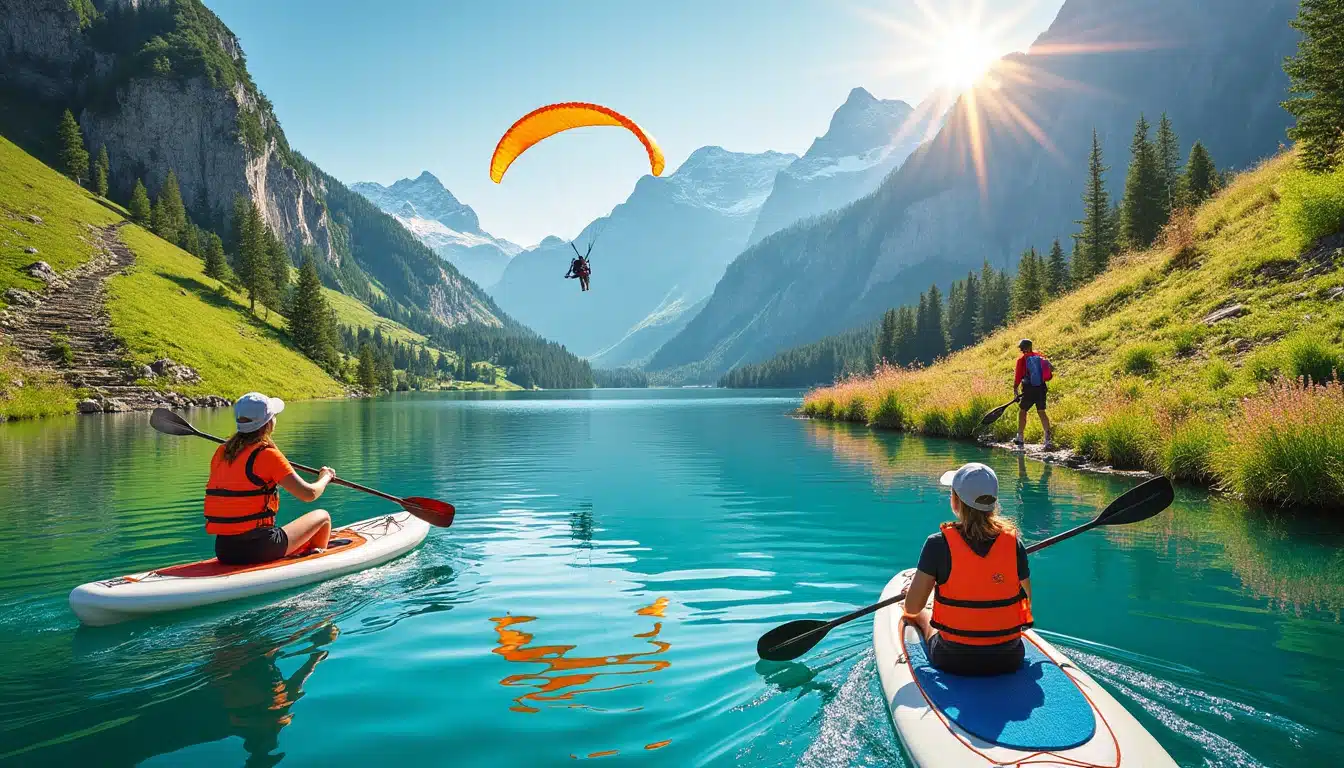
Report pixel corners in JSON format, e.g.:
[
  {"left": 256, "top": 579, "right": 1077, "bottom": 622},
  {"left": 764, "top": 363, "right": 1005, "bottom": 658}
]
[{"left": 916, "top": 529, "right": 1030, "bottom": 586}]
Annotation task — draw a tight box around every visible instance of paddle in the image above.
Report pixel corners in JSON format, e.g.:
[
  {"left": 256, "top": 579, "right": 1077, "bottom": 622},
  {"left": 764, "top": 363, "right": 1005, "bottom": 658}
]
[
  {"left": 980, "top": 394, "right": 1022, "bottom": 427},
  {"left": 150, "top": 408, "right": 455, "bottom": 528},
  {"left": 756, "top": 475, "right": 1175, "bottom": 662}
]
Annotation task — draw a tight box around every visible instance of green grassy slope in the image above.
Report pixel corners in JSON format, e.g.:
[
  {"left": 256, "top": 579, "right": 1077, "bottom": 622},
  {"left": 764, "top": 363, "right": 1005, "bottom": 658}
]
[
  {"left": 1, "top": 136, "right": 454, "bottom": 417},
  {"left": 108, "top": 225, "right": 344, "bottom": 400},
  {"left": 804, "top": 153, "right": 1344, "bottom": 508}
]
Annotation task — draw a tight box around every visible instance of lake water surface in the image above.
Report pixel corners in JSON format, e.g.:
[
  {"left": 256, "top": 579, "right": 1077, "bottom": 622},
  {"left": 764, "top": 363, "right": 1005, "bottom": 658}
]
[{"left": 1, "top": 389, "right": 1341, "bottom": 766}]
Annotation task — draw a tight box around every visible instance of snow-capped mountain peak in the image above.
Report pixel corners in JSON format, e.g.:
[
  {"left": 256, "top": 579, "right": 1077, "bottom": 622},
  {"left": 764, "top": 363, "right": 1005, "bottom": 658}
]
[{"left": 353, "top": 172, "right": 521, "bottom": 288}]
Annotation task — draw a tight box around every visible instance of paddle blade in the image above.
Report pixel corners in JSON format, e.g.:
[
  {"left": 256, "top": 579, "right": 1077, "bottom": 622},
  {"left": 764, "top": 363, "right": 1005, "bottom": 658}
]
[
  {"left": 1098, "top": 476, "right": 1175, "bottom": 526},
  {"left": 980, "top": 403, "right": 1010, "bottom": 426},
  {"left": 757, "top": 619, "right": 831, "bottom": 662},
  {"left": 401, "top": 496, "right": 456, "bottom": 528},
  {"left": 150, "top": 408, "right": 199, "bottom": 437}
]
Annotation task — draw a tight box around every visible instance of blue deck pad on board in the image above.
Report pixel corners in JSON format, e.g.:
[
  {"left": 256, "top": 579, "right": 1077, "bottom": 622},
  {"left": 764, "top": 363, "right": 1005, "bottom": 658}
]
[{"left": 905, "top": 633, "right": 1096, "bottom": 751}]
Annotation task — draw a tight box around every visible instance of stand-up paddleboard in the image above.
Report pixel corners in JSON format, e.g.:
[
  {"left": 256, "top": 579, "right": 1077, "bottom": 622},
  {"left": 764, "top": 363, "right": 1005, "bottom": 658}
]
[
  {"left": 70, "top": 512, "right": 429, "bottom": 626},
  {"left": 874, "top": 568, "right": 1177, "bottom": 767}
]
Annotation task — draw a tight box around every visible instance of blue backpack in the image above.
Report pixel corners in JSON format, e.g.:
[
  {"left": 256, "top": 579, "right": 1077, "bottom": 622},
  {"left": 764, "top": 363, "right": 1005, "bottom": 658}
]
[{"left": 1025, "top": 354, "right": 1053, "bottom": 387}]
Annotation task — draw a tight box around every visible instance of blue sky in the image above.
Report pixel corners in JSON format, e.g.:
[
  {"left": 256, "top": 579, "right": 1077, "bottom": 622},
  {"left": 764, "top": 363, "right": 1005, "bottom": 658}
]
[{"left": 209, "top": 0, "right": 1065, "bottom": 245}]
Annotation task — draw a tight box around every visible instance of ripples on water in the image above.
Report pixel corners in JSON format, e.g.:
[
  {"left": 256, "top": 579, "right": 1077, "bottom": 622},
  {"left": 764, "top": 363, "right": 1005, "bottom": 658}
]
[{"left": 0, "top": 390, "right": 1341, "bottom": 766}]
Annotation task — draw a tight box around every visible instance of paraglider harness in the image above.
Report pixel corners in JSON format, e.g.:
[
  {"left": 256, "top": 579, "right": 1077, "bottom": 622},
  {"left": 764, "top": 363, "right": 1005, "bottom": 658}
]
[{"left": 566, "top": 242, "right": 592, "bottom": 279}]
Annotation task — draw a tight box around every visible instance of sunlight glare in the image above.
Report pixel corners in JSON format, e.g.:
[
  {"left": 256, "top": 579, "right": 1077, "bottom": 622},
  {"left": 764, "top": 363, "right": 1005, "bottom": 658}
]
[{"left": 934, "top": 24, "right": 997, "bottom": 88}]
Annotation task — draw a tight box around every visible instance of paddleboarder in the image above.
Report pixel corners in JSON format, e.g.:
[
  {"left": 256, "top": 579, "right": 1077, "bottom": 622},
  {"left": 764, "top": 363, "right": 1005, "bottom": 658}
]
[{"left": 206, "top": 392, "right": 335, "bottom": 565}]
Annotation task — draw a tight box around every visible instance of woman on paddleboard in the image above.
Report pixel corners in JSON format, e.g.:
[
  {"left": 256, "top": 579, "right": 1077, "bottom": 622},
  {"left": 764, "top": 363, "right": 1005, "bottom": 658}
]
[
  {"left": 205, "top": 393, "right": 335, "bottom": 565},
  {"left": 902, "top": 462, "right": 1033, "bottom": 676}
]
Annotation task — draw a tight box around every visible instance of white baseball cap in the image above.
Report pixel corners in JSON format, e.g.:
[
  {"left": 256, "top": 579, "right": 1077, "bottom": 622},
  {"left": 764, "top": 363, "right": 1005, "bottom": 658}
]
[
  {"left": 233, "top": 392, "right": 285, "bottom": 434},
  {"left": 939, "top": 462, "right": 999, "bottom": 512}
]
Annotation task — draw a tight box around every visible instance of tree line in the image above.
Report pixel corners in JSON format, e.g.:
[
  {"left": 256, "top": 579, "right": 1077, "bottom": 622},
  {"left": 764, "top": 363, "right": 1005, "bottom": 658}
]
[
  {"left": 592, "top": 368, "right": 650, "bottom": 388},
  {"left": 722, "top": 111, "right": 1224, "bottom": 388}
]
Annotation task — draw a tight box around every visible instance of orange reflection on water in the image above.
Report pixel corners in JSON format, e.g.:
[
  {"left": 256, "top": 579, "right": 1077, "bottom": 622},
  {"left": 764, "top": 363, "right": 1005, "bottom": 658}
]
[{"left": 490, "top": 597, "right": 673, "bottom": 715}]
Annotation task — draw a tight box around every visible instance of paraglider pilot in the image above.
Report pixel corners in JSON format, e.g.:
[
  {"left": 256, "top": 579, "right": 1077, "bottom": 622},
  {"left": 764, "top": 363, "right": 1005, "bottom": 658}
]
[{"left": 566, "top": 241, "right": 592, "bottom": 292}]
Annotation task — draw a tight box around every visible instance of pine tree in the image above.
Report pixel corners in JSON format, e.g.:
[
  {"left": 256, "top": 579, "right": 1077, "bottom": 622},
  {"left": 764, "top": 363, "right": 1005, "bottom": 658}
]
[
  {"left": 944, "top": 280, "right": 966, "bottom": 353},
  {"left": 915, "top": 284, "right": 947, "bottom": 365},
  {"left": 151, "top": 170, "right": 188, "bottom": 246},
  {"left": 181, "top": 223, "right": 201, "bottom": 257},
  {"left": 893, "top": 306, "right": 917, "bottom": 366},
  {"left": 265, "top": 231, "right": 291, "bottom": 312},
  {"left": 438, "top": 350, "right": 454, "bottom": 379},
  {"left": 1045, "top": 239, "right": 1070, "bottom": 295},
  {"left": 979, "top": 268, "right": 1012, "bottom": 334},
  {"left": 288, "top": 254, "right": 334, "bottom": 365},
  {"left": 57, "top": 109, "right": 89, "bottom": 187},
  {"left": 1154, "top": 113, "right": 1182, "bottom": 217},
  {"left": 1184, "top": 141, "right": 1217, "bottom": 207},
  {"left": 203, "top": 232, "right": 229, "bottom": 281},
  {"left": 875, "top": 308, "right": 898, "bottom": 364},
  {"left": 1012, "top": 247, "right": 1045, "bottom": 317},
  {"left": 93, "top": 146, "right": 109, "bottom": 197},
  {"left": 949, "top": 271, "right": 979, "bottom": 349},
  {"left": 1120, "top": 114, "right": 1164, "bottom": 250},
  {"left": 377, "top": 350, "right": 395, "bottom": 391},
  {"left": 232, "top": 196, "right": 271, "bottom": 312},
  {"left": 358, "top": 344, "right": 378, "bottom": 392},
  {"left": 128, "top": 179, "right": 152, "bottom": 225},
  {"left": 1072, "top": 130, "right": 1115, "bottom": 283},
  {"left": 1283, "top": 0, "right": 1344, "bottom": 172}
]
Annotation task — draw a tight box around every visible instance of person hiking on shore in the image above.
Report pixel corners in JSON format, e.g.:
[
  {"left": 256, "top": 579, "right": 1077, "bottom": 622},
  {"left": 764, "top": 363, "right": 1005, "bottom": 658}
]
[
  {"left": 1013, "top": 339, "right": 1053, "bottom": 450},
  {"left": 902, "top": 463, "right": 1033, "bottom": 676},
  {"left": 205, "top": 393, "right": 334, "bottom": 565}
]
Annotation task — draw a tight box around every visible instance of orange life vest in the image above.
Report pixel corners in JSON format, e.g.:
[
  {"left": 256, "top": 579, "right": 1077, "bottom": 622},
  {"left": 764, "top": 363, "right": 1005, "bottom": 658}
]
[
  {"left": 204, "top": 444, "right": 280, "bottom": 535},
  {"left": 930, "top": 523, "right": 1034, "bottom": 646}
]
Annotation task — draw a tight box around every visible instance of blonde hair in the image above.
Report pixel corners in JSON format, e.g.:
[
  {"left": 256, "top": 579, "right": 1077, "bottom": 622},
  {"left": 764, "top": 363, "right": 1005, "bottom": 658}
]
[
  {"left": 950, "top": 492, "right": 1019, "bottom": 543},
  {"left": 221, "top": 420, "right": 274, "bottom": 464}
]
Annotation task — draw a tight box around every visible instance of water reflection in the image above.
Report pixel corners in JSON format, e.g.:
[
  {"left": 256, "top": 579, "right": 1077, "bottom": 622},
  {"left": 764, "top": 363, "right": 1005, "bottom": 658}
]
[
  {"left": 490, "top": 598, "right": 673, "bottom": 715},
  {"left": 5, "top": 615, "right": 340, "bottom": 766}
]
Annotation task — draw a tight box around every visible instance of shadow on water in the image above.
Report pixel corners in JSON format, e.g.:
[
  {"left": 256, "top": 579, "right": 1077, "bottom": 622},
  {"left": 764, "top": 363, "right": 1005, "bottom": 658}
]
[{"left": 2, "top": 613, "right": 342, "bottom": 767}]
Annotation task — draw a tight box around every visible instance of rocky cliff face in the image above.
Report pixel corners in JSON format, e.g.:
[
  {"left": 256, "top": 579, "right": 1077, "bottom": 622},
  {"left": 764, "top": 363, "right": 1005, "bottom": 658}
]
[
  {"left": 0, "top": 0, "right": 333, "bottom": 262},
  {"left": 650, "top": 0, "right": 1301, "bottom": 382}
]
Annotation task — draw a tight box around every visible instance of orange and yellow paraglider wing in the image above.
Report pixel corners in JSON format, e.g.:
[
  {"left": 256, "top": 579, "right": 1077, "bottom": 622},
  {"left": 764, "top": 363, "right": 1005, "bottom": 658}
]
[{"left": 489, "top": 102, "right": 664, "bottom": 183}]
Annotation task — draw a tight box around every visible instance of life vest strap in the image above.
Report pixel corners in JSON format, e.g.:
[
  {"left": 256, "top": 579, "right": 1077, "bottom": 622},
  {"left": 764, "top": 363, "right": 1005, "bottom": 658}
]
[
  {"left": 934, "top": 588, "right": 1028, "bottom": 609},
  {"left": 931, "top": 620, "right": 1034, "bottom": 638},
  {"left": 206, "top": 487, "right": 273, "bottom": 497},
  {"left": 205, "top": 510, "right": 276, "bottom": 524}
]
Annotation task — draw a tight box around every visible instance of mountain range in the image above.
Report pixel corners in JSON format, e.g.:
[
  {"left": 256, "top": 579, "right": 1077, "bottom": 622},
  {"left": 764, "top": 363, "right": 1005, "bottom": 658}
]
[
  {"left": 747, "top": 87, "right": 949, "bottom": 246},
  {"left": 352, "top": 172, "right": 521, "bottom": 289},
  {"left": 489, "top": 146, "right": 797, "bottom": 365},
  {"left": 648, "top": 0, "right": 1302, "bottom": 382}
]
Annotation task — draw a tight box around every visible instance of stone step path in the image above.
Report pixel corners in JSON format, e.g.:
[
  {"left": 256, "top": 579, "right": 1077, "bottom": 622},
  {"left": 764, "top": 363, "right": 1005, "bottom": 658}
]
[{"left": 2, "top": 223, "right": 229, "bottom": 414}]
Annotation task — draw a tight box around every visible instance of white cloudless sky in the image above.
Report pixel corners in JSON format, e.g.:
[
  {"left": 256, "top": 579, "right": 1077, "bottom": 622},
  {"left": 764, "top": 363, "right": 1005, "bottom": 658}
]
[{"left": 207, "top": 0, "right": 1065, "bottom": 245}]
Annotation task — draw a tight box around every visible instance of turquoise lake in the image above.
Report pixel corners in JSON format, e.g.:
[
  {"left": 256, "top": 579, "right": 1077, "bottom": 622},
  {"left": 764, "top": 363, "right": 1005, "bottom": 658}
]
[{"left": 1, "top": 389, "right": 1341, "bottom": 766}]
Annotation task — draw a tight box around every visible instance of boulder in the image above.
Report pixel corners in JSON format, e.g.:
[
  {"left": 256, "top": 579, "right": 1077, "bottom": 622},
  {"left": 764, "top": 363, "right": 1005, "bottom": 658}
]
[
  {"left": 25, "top": 214, "right": 42, "bottom": 225},
  {"left": 1328, "top": 287, "right": 1344, "bottom": 301},
  {"left": 25, "top": 262, "right": 59, "bottom": 283},
  {"left": 23, "top": 247, "right": 38, "bottom": 255},
  {"left": 76, "top": 399, "right": 102, "bottom": 414},
  {"left": 1203, "top": 304, "right": 1248, "bottom": 325},
  {"left": 3, "top": 288, "right": 38, "bottom": 307},
  {"left": 137, "top": 364, "right": 156, "bottom": 380}
]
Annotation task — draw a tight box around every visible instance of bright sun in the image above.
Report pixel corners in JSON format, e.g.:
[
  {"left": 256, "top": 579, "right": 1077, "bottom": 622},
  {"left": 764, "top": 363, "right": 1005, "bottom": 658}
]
[{"left": 933, "top": 24, "right": 998, "bottom": 88}]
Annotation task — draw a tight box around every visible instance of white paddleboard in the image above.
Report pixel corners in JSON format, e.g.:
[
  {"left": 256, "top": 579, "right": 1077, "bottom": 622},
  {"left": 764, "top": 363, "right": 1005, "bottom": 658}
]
[
  {"left": 70, "top": 512, "right": 429, "bottom": 626},
  {"left": 874, "top": 568, "right": 1177, "bottom": 767}
]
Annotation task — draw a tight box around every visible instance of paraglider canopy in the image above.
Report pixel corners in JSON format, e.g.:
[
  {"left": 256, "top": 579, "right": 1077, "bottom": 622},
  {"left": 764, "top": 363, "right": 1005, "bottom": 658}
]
[{"left": 489, "top": 102, "right": 665, "bottom": 183}]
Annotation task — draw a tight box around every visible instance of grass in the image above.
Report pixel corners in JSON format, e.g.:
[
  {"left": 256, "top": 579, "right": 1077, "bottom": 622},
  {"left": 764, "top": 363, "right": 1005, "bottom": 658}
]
[
  {"left": 0, "top": 343, "right": 74, "bottom": 420},
  {"left": 803, "top": 150, "right": 1344, "bottom": 509},
  {"left": 0, "top": 136, "right": 121, "bottom": 304},
  {"left": 324, "top": 287, "right": 426, "bottom": 345},
  {"left": 108, "top": 225, "right": 346, "bottom": 401}
]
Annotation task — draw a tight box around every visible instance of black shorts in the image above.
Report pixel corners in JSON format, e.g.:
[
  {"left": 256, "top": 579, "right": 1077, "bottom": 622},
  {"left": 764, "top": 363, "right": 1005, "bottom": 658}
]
[
  {"left": 215, "top": 526, "right": 289, "bottom": 565},
  {"left": 927, "top": 633, "right": 1025, "bottom": 676},
  {"left": 1019, "top": 385, "right": 1047, "bottom": 412}
]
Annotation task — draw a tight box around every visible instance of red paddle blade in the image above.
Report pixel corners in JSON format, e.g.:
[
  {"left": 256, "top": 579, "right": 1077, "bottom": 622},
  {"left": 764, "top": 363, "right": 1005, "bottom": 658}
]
[{"left": 401, "top": 496, "right": 456, "bottom": 527}]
